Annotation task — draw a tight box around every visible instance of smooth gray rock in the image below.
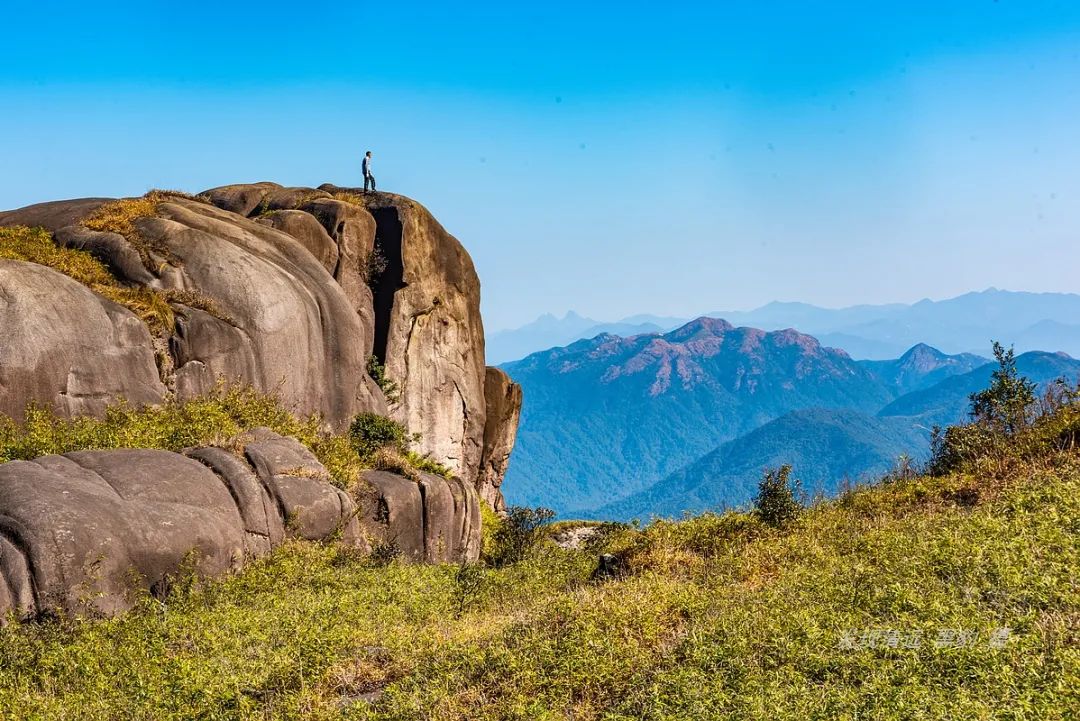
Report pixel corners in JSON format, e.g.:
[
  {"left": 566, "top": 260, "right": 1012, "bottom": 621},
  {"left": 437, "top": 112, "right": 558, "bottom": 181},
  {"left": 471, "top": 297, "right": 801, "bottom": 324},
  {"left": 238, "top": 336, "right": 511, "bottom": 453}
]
[
  {"left": 0, "top": 450, "right": 248, "bottom": 617},
  {"left": 0, "top": 260, "right": 166, "bottom": 422},
  {"left": 262, "top": 186, "right": 331, "bottom": 212},
  {"left": 0, "top": 198, "right": 112, "bottom": 232},
  {"left": 299, "top": 197, "right": 378, "bottom": 359},
  {"left": 417, "top": 473, "right": 456, "bottom": 563},
  {"left": 360, "top": 470, "right": 481, "bottom": 563},
  {"left": 185, "top": 446, "right": 285, "bottom": 548},
  {"left": 198, "top": 182, "right": 281, "bottom": 217},
  {"left": 0, "top": 430, "right": 368, "bottom": 618},
  {"left": 137, "top": 199, "right": 385, "bottom": 426},
  {"left": 0, "top": 534, "right": 34, "bottom": 622},
  {"left": 256, "top": 210, "right": 339, "bottom": 274},
  {"left": 243, "top": 428, "right": 364, "bottom": 546},
  {"left": 361, "top": 471, "right": 425, "bottom": 561},
  {"left": 479, "top": 367, "right": 522, "bottom": 512},
  {"left": 53, "top": 225, "right": 156, "bottom": 286}
]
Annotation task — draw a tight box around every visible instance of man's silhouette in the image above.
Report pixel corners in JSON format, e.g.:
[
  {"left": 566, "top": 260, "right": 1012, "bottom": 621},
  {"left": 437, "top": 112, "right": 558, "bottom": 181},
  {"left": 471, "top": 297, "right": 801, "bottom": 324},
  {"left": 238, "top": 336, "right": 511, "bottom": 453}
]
[{"left": 363, "top": 151, "right": 375, "bottom": 193}]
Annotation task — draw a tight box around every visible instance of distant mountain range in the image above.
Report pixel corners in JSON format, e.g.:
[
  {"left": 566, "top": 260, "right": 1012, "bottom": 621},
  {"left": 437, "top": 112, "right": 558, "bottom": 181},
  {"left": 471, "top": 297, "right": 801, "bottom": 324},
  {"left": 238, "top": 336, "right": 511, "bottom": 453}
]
[
  {"left": 487, "top": 289, "right": 1080, "bottom": 363},
  {"left": 500, "top": 319, "right": 1080, "bottom": 520}
]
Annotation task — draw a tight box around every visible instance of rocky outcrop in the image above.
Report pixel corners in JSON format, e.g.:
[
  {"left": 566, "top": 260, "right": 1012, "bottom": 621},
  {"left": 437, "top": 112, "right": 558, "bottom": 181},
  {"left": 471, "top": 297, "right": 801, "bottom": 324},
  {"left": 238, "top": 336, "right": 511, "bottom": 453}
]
[
  {"left": 0, "top": 429, "right": 482, "bottom": 620},
  {"left": 0, "top": 182, "right": 519, "bottom": 619},
  {"left": 0, "top": 260, "right": 166, "bottom": 422},
  {"left": 0, "top": 430, "right": 361, "bottom": 619},
  {"left": 479, "top": 367, "right": 523, "bottom": 512},
  {"left": 198, "top": 183, "right": 490, "bottom": 487},
  {"left": 140, "top": 198, "right": 385, "bottom": 425},
  {"left": 360, "top": 470, "right": 481, "bottom": 563},
  {"left": 319, "top": 186, "right": 488, "bottom": 488},
  {"left": 0, "top": 198, "right": 111, "bottom": 233},
  {"left": 1, "top": 184, "right": 499, "bottom": 481}
]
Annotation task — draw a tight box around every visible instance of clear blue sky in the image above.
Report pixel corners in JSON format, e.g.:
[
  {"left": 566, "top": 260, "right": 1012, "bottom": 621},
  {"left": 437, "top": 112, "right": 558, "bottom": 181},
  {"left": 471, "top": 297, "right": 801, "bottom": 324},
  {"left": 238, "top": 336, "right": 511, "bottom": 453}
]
[{"left": 3, "top": 1, "right": 1079, "bottom": 331}]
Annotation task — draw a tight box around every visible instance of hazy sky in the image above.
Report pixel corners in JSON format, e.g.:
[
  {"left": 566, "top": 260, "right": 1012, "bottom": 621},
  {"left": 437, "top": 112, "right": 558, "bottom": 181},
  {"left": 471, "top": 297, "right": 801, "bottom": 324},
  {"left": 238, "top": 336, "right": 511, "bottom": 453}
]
[{"left": 3, "top": 1, "right": 1079, "bottom": 330}]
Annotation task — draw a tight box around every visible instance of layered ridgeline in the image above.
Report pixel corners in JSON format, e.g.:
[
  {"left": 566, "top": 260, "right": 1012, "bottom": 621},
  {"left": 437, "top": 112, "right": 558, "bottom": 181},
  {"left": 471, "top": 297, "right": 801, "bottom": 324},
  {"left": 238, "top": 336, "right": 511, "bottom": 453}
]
[
  {"left": 503, "top": 321, "right": 1080, "bottom": 519},
  {"left": 0, "top": 184, "right": 521, "bottom": 619},
  {"left": 491, "top": 289, "right": 1080, "bottom": 362}
]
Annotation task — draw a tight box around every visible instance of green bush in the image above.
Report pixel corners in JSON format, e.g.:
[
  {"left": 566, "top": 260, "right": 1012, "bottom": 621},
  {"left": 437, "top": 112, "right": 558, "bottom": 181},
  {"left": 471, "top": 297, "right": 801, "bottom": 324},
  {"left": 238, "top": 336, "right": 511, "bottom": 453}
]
[
  {"left": 929, "top": 341, "right": 1080, "bottom": 475},
  {"left": 753, "top": 464, "right": 803, "bottom": 528},
  {"left": 366, "top": 355, "right": 401, "bottom": 403},
  {"left": 970, "top": 341, "right": 1037, "bottom": 435},
  {"left": 484, "top": 505, "right": 556, "bottom": 567},
  {"left": 0, "top": 386, "right": 374, "bottom": 489},
  {"left": 348, "top": 412, "right": 409, "bottom": 460}
]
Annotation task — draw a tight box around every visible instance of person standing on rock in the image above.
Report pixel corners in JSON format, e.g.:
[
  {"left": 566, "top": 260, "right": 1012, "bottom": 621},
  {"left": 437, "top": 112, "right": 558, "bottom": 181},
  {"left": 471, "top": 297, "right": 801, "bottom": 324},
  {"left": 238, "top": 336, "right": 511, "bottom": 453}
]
[{"left": 363, "top": 151, "right": 376, "bottom": 193}]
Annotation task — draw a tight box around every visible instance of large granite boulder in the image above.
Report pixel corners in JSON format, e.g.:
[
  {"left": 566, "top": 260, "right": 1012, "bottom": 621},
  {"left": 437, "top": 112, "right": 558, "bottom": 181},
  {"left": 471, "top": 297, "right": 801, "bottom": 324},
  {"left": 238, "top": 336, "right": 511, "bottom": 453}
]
[
  {"left": 360, "top": 470, "right": 480, "bottom": 563},
  {"left": 200, "top": 184, "right": 490, "bottom": 486},
  {"left": 318, "top": 187, "right": 488, "bottom": 488},
  {"left": 0, "top": 430, "right": 362, "bottom": 620},
  {"left": 136, "top": 198, "right": 386, "bottom": 426},
  {"left": 0, "top": 260, "right": 166, "bottom": 422},
  {"left": 0, "top": 198, "right": 110, "bottom": 232},
  {"left": 479, "top": 367, "right": 523, "bottom": 512},
  {"left": 2, "top": 184, "right": 518, "bottom": 511}
]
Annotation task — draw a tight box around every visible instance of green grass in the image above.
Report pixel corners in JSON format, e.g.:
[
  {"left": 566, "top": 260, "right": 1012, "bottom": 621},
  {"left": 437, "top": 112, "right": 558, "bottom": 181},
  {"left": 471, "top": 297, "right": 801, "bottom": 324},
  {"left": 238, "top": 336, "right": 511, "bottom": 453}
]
[
  {"left": 1, "top": 444, "right": 1075, "bottom": 718},
  {"left": 0, "top": 388, "right": 451, "bottom": 492}
]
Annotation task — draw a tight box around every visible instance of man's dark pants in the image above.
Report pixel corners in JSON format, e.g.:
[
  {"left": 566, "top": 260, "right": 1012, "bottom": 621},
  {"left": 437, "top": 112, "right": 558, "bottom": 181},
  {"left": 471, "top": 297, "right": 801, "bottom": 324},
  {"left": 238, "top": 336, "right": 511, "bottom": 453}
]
[{"left": 364, "top": 174, "right": 376, "bottom": 192}]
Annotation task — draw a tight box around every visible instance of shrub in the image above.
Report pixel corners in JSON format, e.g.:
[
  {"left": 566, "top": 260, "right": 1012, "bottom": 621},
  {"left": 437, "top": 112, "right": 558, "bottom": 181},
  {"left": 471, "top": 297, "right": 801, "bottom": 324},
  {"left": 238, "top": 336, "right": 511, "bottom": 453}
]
[
  {"left": 484, "top": 505, "right": 556, "bottom": 567},
  {"left": 83, "top": 194, "right": 160, "bottom": 240},
  {"left": 348, "top": 413, "right": 409, "bottom": 460},
  {"left": 366, "top": 355, "right": 401, "bottom": 403},
  {"left": 362, "top": 247, "right": 389, "bottom": 288},
  {"left": 405, "top": 451, "right": 453, "bottom": 478},
  {"left": 970, "top": 341, "right": 1037, "bottom": 435},
  {"left": 928, "top": 342, "right": 1080, "bottom": 475},
  {"left": 0, "top": 225, "right": 114, "bottom": 286},
  {"left": 753, "top": 464, "right": 803, "bottom": 528}
]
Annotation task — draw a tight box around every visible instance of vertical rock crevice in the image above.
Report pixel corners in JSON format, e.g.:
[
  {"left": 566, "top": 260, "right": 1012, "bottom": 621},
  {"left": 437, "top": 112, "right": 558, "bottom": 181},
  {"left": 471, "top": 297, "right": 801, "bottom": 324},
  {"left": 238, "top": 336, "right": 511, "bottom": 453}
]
[{"left": 370, "top": 207, "right": 405, "bottom": 366}]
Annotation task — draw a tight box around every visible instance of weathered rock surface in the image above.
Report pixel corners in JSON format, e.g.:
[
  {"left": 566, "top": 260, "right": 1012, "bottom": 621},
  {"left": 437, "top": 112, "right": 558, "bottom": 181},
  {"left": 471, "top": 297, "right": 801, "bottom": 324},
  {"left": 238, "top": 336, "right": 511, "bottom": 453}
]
[
  {"left": 319, "top": 186, "right": 489, "bottom": 488},
  {"left": 0, "top": 260, "right": 166, "bottom": 422},
  {"left": 53, "top": 225, "right": 157, "bottom": 286},
  {"left": 0, "top": 183, "right": 518, "bottom": 621},
  {"left": 0, "top": 198, "right": 110, "bottom": 232},
  {"left": 359, "top": 470, "right": 480, "bottom": 563},
  {"left": 139, "top": 198, "right": 386, "bottom": 425},
  {"left": 0, "top": 431, "right": 363, "bottom": 619},
  {"left": 256, "top": 209, "right": 339, "bottom": 274},
  {"left": 0, "top": 430, "right": 483, "bottom": 620},
  {"left": 479, "top": 367, "right": 523, "bottom": 512},
  {"left": 1, "top": 185, "right": 501, "bottom": 485}
]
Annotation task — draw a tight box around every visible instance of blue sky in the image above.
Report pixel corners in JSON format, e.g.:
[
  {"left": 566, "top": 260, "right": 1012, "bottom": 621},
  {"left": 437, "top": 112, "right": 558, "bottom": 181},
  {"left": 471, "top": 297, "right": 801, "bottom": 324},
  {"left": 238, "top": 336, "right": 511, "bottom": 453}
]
[{"left": 3, "top": 1, "right": 1079, "bottom": 330}]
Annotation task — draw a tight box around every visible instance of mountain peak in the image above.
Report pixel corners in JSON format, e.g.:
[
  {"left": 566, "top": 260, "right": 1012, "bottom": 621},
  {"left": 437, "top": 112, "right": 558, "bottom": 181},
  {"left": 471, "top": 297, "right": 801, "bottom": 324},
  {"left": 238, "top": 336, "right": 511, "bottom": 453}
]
[
  {"left": 899, "top": 343, "right": 945, "bottom": 362},
  {"left": 666, "top": 316, "right": 735, "bottom": 340}
]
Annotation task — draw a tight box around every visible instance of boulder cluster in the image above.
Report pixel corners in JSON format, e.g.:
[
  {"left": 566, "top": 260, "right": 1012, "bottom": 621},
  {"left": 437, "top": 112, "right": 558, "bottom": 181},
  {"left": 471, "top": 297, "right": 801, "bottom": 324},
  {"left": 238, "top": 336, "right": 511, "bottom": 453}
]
[{"left": 0, "top": 183, "right": 519, "bottom": 619}]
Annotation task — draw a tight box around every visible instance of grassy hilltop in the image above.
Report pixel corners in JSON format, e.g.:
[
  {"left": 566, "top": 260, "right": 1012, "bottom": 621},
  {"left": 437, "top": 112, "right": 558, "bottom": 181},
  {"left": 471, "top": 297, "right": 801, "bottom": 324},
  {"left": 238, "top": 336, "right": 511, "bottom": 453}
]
[{"left": 0, "top": 354, "right": 1077, "bottom": 720}]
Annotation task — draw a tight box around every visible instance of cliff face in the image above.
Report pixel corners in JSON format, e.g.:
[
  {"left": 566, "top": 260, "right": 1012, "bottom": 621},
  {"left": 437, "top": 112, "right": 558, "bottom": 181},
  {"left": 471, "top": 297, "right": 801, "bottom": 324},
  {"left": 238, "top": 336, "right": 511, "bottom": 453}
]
[{"left": 0, "top": 183, "right": 521, "bottom": 618}]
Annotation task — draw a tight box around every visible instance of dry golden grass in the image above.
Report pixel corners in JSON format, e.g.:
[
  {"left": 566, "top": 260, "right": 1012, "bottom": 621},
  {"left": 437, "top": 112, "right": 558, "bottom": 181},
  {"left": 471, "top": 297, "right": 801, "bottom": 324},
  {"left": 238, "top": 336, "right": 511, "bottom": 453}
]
[
  {"left": 83, "top": 194, "right": 160, "bottom": 239},
  {"left": 0, "top": 225, "right": 114, "bottom": 286},
  {"left": 331, "top": 191, "right": 367, "bottom": 207},
  {"left": 370, "top": 446, "right": 421, "bottom": 481}
]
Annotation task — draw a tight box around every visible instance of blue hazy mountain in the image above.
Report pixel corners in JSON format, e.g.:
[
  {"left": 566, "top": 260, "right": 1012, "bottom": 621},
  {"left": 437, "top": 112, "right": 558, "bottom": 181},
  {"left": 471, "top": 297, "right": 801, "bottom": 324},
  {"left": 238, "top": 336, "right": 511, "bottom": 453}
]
[
  {"left": 501, "top": 319, "right": 1080, "bottom": 519},
  {"left": 490, "top": 289, "right": 1080, "bottom": 364},
  {"left": 587, "top": 409, "right": 932, "bottom": 521},
  {"left": 503, "top": 319, "right": 914, "bottom": 514},
  {"left": 878, "top": 350, "right": 1080, "bottom": 428},
  {"left": 486, "top": 311, "right": 675, "bottom": 364},
  {"left": 858, "top": 343, "right": 988, "bottom": 395}
]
